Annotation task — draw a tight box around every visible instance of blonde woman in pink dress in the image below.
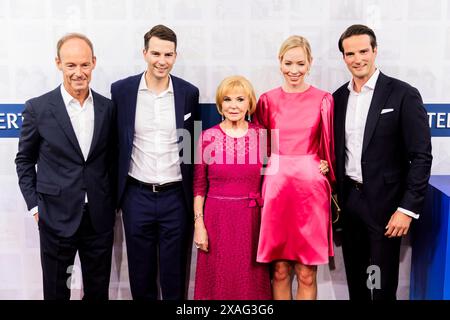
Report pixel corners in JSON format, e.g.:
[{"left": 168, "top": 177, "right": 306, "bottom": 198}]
[
  {"left": 254, "top": 36, "right": 336, "bottom": 300},
  {"left": 193, "top": 76, "right": 272, "bottom": 300}
]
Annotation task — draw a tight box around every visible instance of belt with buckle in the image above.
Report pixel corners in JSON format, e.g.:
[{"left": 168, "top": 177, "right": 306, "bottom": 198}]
[
  {"left": 128, "top": 176, "right": 181, "bottom": 193},
  {"left": 345, "top": 177, "right": 363, "bottom": 191}
]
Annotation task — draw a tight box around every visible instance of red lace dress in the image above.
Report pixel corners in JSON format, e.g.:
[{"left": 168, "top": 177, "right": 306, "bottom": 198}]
[{"left": 193, "top": 123, "right": 272, "bottom": 300}]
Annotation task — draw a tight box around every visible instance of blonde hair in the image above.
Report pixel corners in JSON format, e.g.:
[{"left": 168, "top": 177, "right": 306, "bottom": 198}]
[
  {"left": 278, "top": 35, "right": 312, "bottom": 64},
  {"left": 57, "top": 33, "right": 94, "bottom": 59},
  {"left": 215, "top": 75, "right": 257, "bottom": 115}
]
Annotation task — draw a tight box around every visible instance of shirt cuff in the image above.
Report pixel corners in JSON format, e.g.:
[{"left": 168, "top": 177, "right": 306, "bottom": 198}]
[
  {"left": 29, "top": 206, "right": 38, "bottom": 216},
  {"left": 398, "top": 207, "right": 419, "bottom": 219}
]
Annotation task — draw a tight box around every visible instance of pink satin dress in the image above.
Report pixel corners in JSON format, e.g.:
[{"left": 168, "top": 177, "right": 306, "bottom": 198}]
[
  {"left": 193, "top": 123, "right": 272, "bottom": 300},
  {"left": 254, "top": 86, "right": 336, "bottom": 265}
]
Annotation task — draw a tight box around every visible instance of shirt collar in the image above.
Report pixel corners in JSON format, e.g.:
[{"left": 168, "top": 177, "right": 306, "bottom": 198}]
[
  {"left": 347, "top": 68, "right": 380, "bottom": 93},
  {"left": 60, "top": 84, "right": 93, "bottom": 107},
  {"left": 139, "top": 72, "right": 174, "bottom": 95}
]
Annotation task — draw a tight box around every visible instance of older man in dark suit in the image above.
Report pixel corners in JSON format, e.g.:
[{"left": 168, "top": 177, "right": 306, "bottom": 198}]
[
  {"left": 333, "top": 24, "right": 432, "bottom": 300},
  {"left": 15, "top": 33, "right": 116, "bottom": 300}
]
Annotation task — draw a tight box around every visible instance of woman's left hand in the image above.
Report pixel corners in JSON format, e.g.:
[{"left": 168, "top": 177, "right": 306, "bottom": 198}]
[{"left": 319, "top": 160, "right": 329, "bottom": 175}]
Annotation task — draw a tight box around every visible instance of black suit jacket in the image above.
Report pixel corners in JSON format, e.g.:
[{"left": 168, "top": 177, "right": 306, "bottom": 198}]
[
  {"left": 111, "top": 73, "right": 199, "bottom": 212},
  {"left": 333, "top": 72, "right": 432, "bottom": 223},
  {"left": 15, "top": 86, "right": 117, "bottom": 237}
]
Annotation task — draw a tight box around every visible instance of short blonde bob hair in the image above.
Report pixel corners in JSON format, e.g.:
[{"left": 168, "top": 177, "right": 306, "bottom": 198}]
[
  {"left": 278, "top": 35, "right": 313, "bottom": 64},
  {"left": 215, "top": 75, "right": 257, "bottom": 116}
]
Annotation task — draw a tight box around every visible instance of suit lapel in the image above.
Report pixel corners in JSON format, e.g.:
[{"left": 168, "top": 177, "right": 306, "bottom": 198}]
[
  {"left": 172, "top": 75, "right": 186, "bottom": 130},
  {"left": 362, "top": 73, "right": 392, "bottom": 153},
  {"left": 87, "top": 90, "right": 106, "bottom": 160},
  {"left": 49, "top": 87, "right": 84, "bottom": 158},
  {"left": 335, "top": 86, "right": 350, "bottom": 164},
  {"left": 126, "top": 74, "right": 143, "bottom": 146}
]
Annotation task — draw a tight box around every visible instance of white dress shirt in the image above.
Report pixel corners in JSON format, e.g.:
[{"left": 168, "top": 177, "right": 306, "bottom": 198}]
[
  {"left": 344, "top": 69, "right": 418, "bottom": 219},
  {"left": 30, "top": 85, "right": 94, "bottom": 216},
  {"left": 345, "top": 68, "right": 380, "bottom": 182},
  {"left": 128, "top": 73, "right": 182, "bottom": 184},
  {"left": 60, "top": 85, "right": 95, "bottom": 162}
]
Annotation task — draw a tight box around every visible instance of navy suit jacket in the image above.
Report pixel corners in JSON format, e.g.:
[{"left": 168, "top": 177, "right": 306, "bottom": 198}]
[
  {"left": 333, "top": 72, "right": 432, "bottom": 222},
  {"left": 111, "top": 73, "right": 199, "bottom": 212},
  {"left": 15, "top": 86, "right": 117, "bottom": 237}
]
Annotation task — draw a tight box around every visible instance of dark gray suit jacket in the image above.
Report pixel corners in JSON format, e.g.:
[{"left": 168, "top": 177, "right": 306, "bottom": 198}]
[
  {"left": 333, "top": 72, "right": 432, "bottom": 224},
  {"left": 111, "top": 73, "right": 199, "bottom": 212},
  {"left": 15, "top": 86, "right": 117, "bottom": 237}
]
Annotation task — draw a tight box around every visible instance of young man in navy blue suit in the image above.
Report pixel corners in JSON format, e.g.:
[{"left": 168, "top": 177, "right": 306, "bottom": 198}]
[
  {"left": 16, "top": 34, "right": 117, "bottom": 300},
  {"left": 111, "top": 25, "right": 199, "bottom": 300},
  {"left": 333, "top": 24, "right": 432, "bottom": 300}
]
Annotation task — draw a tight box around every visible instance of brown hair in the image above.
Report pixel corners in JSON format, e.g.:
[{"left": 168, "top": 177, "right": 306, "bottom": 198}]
[
  {"left": 56, "top": 33, "right": 94, "bottom": 59},
  {"left": 215, "top": 76, "right": 257, "bottom": 116},
  {"left": 338, "top": 24, "right": 377, "bottom": 54},
  {"left": 144, "top": 24, "right": 177, "bottom": 51}
]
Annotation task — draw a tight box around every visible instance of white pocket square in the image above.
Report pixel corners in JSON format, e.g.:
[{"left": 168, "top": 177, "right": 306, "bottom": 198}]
[
  {"left": 381, "top": 108, "right": 394, "bottom": 114},
  {"left": 184, "top": 112, "right": 191, "bottom": 121}
]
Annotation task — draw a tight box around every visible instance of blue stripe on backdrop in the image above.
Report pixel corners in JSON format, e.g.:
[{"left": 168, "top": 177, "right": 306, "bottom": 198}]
[
  {"left": 0, "top": 103, "right": 449, "bottom": 138},
  {"left": 197, "top": 103, "right": 220, "bottom": 130},
  {"left": 427, "top": 104, "right": 450, "bottom": 137},
  {"left": 0, "top": 104, "right": 23, "bottom": 138}
]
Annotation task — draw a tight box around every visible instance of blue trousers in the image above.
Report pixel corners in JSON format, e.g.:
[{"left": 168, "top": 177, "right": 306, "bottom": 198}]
[{"left": 121, "top": 181, "right": 188, "bottom": 300}]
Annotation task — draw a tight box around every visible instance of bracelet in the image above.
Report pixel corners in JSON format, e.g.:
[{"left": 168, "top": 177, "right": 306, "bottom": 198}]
[{"left": 194, "top": 213, "right": 204, "bottom": 221}]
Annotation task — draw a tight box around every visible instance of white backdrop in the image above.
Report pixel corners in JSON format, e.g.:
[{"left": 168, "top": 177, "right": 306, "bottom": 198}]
[{"left": 1, "top": 0, "right": 449, "bottom": 299}]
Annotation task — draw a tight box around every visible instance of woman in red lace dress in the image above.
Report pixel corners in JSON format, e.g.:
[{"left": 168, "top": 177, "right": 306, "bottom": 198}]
[{"left": 193, "top": 76, "right": 272, "bottom": 300}]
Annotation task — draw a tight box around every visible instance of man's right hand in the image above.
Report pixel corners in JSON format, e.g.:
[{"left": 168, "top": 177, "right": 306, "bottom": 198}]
[{"left": 34, "top": 213, "right": 39, "bottom": 223}]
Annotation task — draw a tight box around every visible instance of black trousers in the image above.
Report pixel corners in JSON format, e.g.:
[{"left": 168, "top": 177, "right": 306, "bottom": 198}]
[
  {"left": 341, "top": 179, "right": 402, "bottom": 300},
  {"left": 39, "top": 204, "right": 114, "bottom": 300}
]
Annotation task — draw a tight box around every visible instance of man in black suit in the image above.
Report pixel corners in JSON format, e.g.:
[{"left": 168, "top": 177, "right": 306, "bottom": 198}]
[
  {"left": 333, "top": 24, "right": 432, "bottom": 300},
  {"left": 111, "top": 25, "right": 199, "bottom": 300},
  {"left": 15, "top": 33, "right": 116, "bottom": 300}
]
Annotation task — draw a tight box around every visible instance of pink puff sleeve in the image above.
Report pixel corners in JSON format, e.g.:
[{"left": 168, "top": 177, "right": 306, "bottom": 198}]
[
  {"left": 253, "top": 93, "right": 270, "bottom": 129},
  {"left": 253, "top": 93, "right": 271, "bottom": 157},
  {"left": 193, "top": 131, "right": 209, "bottom": 197},
  {"left": 319, "top": 93, "right": 336, "bottom": 191}
]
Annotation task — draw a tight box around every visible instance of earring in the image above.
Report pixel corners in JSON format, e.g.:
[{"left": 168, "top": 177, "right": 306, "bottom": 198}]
[
  {"left": 221, "top": 114, "right": 224, "bottom": 121},
  {"left": 247, "top": 112, "right": 251, "bottom": 121}
]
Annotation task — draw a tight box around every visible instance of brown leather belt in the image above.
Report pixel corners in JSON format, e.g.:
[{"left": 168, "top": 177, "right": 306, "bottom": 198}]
[{"left": 128, "top": 176, "right": 182, "bottom": 193}]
